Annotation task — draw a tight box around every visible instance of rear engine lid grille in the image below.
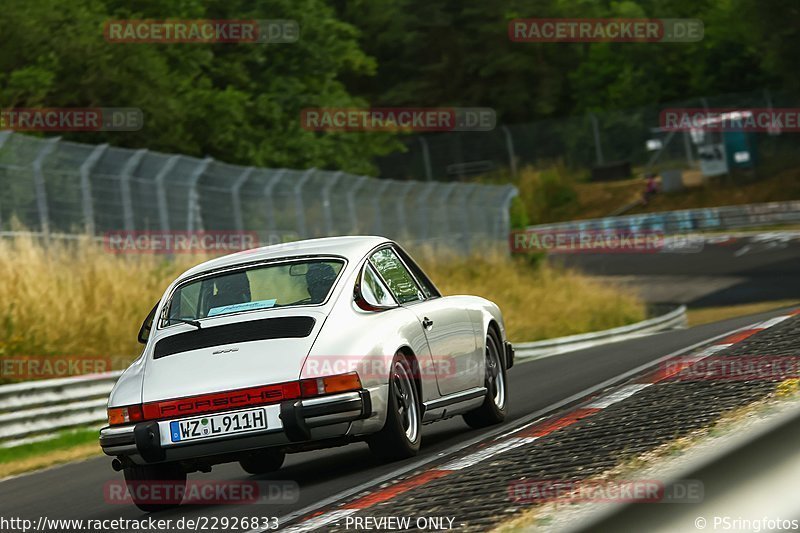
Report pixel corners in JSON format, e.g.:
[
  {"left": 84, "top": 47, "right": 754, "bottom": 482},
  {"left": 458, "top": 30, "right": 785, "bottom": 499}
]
[{"left": 153, "top": 316, "right": 316, "bottom": 359}]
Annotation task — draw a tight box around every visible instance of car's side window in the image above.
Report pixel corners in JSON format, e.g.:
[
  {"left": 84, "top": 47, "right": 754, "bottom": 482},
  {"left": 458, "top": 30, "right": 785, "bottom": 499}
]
[
  {"left": 369, "top": 248, "right": 424, "bottom": 304},
  {"left": 360, "top": 263, "right": 396, "bottom": 307},
  {"left": 138, "top": 303, "right": 158, "bottom": 344},
  {"left": 394, "top": 247, "right": 440, "bottom": 299}
]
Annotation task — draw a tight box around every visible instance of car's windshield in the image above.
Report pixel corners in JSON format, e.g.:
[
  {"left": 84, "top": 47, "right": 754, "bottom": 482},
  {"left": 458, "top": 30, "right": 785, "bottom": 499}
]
[{"left": 162, "top": 259, "right": 344, "bottom": 326}]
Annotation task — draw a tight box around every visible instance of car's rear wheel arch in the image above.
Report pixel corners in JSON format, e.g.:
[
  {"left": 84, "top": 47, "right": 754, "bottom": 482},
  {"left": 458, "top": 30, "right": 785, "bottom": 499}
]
[
  {"left": 367, "top": 347, "right": 422, "bottom": 460},
  {"left": 487, "top": 320, "right": 504, "bottom": 365},
  {"left": 396, "top": 346, "right": 423, "bottom": 402}
]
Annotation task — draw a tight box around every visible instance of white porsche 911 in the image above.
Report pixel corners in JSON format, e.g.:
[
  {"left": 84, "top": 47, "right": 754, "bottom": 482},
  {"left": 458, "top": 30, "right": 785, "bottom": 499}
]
[{"left": 100, "top": 236, "right": 513, "bottom": 510}]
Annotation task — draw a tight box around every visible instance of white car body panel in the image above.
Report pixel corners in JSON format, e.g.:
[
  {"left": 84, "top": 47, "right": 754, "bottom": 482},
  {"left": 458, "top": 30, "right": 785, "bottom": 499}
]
[
  {"left": 406, "top": 295, "right": 481, "bottom": 396},
  {"left": 102, "top": 236, "right": 511, "bottom": 464},
  {"left": 142, "top": 309, "right": 328, "bottom": 402}
]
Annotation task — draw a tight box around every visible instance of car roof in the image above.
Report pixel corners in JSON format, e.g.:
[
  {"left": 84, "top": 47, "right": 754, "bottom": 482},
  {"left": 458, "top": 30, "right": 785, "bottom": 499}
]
[{"left": 175, "top": 235, "right": 390, "bottom": 281}]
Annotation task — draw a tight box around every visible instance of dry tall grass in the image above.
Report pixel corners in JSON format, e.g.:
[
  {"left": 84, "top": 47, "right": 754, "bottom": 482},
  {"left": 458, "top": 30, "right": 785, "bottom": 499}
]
[
  {"left": 0, "top": 235, "right": 196, "bottom": 361},
  {"left": 0, "top": 236, "right": 644, "bottom": 366}
]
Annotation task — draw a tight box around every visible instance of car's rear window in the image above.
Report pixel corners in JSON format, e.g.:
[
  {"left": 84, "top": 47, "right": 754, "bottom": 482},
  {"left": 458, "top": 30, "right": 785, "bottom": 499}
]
[{"left": 162, "top": 259, "right": 344, "bottom": 326}]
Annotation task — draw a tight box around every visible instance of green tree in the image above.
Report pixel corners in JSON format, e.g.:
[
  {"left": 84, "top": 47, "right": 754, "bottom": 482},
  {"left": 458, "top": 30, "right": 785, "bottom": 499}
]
[{"left": 0, "top": 0, "right": 399, "bottom": 173}]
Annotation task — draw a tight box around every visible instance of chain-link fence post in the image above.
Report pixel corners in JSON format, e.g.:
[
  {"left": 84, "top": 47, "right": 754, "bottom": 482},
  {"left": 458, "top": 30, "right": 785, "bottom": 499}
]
[
  {"left": 683, "top": 132, "right": 695, "bottom": 168},
  {"left": 438, "top": 183, "right": 457, "bottom": 247},
  {"left": 79, "top": 143, "right": 108, "bottom": 236},
  {"left": 501, "top": 126, "right": 518, "bottom": 178},
  {"left": 589, "top": 113, "right": 604, "bottom": 165},
  {"left": 415, "top": 182, "right": 437, "bottom": 242},
  {"left": 187, "top": 157, "right": 212, "bottom": 232},
  {"left": 119, "top": 149, "right": 147, "bottom": 232},
  {"left": 294, "top": 168, "right": 315, "bottom": 238},
  {"left": 498, "top": 187, "right": 518, "bottom": 249},
  {"left": 0, "top": 131, "right": 13, "bottom": 230},
  {"left": 347, "top": 176, "right": 368, "bottom": 234},
  {"left": 154, "top": 155, "right": 180, "bottom": 232},
  {"left": 418, "top": 137, "right": 433, "bottom": 180},
  {"left": 460, "top": 184, "right": 478, "bottom": 253},
  {"left": 321, "top": 171, "right": 343, "bottom": 236},
  {"left": 231, "top": 167, "right": 254, "bottom": 233},
  {"left": 395, "top": 182, "right": 414, "bottom": 240},
  {"left": 264, "top": 169, "right": 287, "bottom": 234},
  {"left": 372, "top": 180, "right": 391, "bottom": 235},
  {"left": 32, "top": 137, "right": 60, "bottom": 236}
]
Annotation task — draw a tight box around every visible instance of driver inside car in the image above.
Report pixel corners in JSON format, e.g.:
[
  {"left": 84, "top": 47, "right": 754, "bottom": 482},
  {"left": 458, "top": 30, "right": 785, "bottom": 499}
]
[{"left": 305, "top": 262, "right": 337, "bottom": 303}]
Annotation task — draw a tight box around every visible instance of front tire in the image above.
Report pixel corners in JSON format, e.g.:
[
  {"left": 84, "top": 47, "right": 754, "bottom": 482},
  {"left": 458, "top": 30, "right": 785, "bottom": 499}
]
[
  {"left": 463, "top": 329, "right": 508, "bottom": 429},
  {"left": 123, "top": 463, "right": 186, "bottom": 513},
  {"left": 239, "top": 450, "right": 286, "bottom": 475},
  {"left": 367, "top": 353, "right": 422, "bottom": 461}
]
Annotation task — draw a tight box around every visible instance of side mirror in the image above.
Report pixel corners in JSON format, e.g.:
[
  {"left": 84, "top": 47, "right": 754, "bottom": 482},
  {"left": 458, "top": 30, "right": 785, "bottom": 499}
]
[{"left": 138, "top": 303, "right": 158, "bottom": 344}]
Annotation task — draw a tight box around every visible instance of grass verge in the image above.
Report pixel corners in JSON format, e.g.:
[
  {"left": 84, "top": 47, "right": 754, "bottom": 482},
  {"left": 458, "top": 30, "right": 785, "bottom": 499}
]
[
  {"left": 0, "top": 428, "right": 101, "bottom": 478},
  {"left": 686, "top": 300, "right": 800, "bottom": 327}
]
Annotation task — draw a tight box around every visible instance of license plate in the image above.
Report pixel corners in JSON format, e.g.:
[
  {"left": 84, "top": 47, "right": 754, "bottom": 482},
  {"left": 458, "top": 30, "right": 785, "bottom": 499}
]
[{"left": 169, "top": 408, "right": 267, "bottom": 443}]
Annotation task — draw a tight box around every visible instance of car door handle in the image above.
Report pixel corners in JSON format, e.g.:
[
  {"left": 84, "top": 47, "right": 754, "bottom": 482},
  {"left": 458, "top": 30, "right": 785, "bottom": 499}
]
[{"left": 422, "top": 317, "right": 434, "bottom": 329}]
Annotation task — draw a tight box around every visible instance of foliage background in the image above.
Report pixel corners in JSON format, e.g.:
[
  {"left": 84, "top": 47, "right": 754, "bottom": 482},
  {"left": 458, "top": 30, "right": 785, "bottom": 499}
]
[{"left": 1, "top": 0, "right": 797, "bottom": 173}]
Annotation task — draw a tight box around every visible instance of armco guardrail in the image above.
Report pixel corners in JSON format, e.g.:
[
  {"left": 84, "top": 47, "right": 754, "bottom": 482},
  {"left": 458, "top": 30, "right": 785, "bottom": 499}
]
[
  {"left": 515, "top": 305, "right": 687, "bottom": 360},
  {"left": 0, "top": 306, "right": 686, "bottom": 445},
  {"left": 526, "top": 201, "right": 800, "bottom": 235},
  {"left": 0, "top": 372, "right": 121, "bottom": 444}
]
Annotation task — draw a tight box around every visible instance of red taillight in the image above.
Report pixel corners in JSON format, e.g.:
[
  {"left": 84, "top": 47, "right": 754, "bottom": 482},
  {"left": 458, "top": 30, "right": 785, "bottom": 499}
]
[
  {"left": 142, "top": 382, "right": 302, "bottom": 420},
  {"left": 300, "top": 372, "right": 362, "bottom": 397},
  {"left": 108, "top": 404, "right": 144, "bottom": 426},
  {"left": 119, "top": 375, "right": 363, "bottom": 423},
  {"left": 300, "top": 378, "right": 322, "bottom": 397}
]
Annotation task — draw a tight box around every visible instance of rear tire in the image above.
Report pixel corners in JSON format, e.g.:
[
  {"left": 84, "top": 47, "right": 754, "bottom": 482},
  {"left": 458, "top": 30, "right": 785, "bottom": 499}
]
[
  {"left": 367, "top": 353, "right": 421, "bottom": 461},
  {"left": 239, "top": 450, "right": 286, "bottom": 475},
  {"left": 123, "top": 463, "right": 186, "bottom": 513},
  {"left": 463, "top": 329, "right": 508, "bottom": 429}
]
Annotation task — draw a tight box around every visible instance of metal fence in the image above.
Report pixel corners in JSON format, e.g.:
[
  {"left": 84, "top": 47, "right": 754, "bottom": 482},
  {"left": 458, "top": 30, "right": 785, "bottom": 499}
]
[
  {"left": 0, "top": 132, "right": 517, "bottom": 252},
  {"left": 526, "top": 200, "right": 800, "bottom": 235},
  {"left": 376, "top": 88, "right": 800, "bottom": 181}
]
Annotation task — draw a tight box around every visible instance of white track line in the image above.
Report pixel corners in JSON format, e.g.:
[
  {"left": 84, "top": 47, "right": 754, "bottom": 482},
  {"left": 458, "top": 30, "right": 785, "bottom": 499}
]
[{"left": 439, "top": 437, "right": 538, "bottom": 471}]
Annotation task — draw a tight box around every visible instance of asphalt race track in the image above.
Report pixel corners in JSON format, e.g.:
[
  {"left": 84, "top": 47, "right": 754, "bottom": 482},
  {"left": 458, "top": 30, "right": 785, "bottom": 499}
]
[
  {"left": 0, "top": 306, "right": 794, "bottom": 530},
  {"left": 551, "top": 233, "right": 800, "bottom": 307}
]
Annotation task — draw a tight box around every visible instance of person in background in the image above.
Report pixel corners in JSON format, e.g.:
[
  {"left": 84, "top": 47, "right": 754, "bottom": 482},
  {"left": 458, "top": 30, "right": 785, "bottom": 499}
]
[{"left": 642, "top": 172, "right": 659, "bottom": 205}]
